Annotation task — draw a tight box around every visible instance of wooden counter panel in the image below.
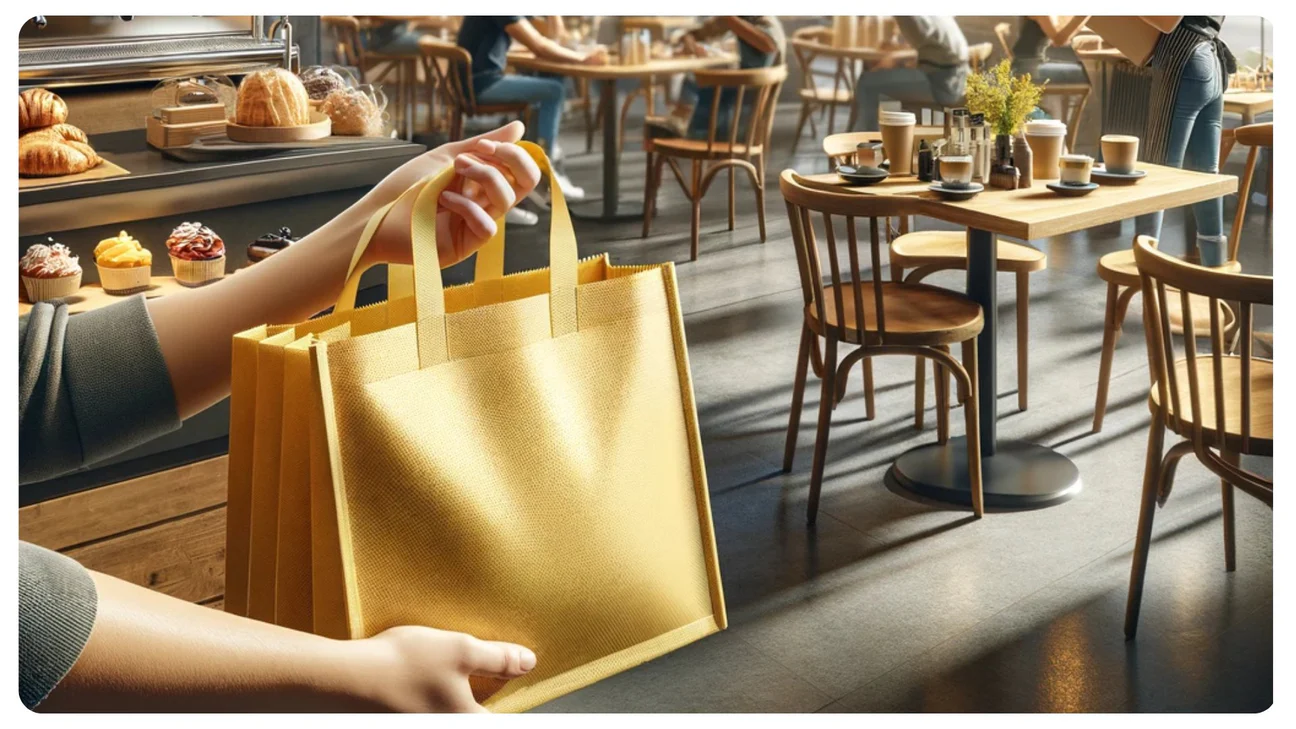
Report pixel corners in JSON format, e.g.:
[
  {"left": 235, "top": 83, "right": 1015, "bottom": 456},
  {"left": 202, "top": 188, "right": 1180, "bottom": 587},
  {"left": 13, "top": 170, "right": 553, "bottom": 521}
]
[
  {"left": 64, "top": 506, "right": 228, "bottom": 604},
  {"left": 19, "top": 456, "right": 228, "bottom": 551}
]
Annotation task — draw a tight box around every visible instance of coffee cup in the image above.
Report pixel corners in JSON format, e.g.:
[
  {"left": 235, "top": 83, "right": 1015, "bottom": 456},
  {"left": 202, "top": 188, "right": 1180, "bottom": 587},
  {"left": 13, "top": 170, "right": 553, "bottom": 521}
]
[
  {"left": 1100, "top": 134, "right": 1140, "bottom": 175},
  {"left": 1058, "top": 153, "right": 1094, "bottom": 185},
  {"left": 879, "top": 110, "right": 916, "bottom": 176},
  {"left": 855, "top": 141, "right": 883, "bottom": 168},
  {"left": 1025, "top": 119, "right": 1067, "bottom": 181},
  {"left": 939, "top": 155, "right": 974, "bottom": 189}
]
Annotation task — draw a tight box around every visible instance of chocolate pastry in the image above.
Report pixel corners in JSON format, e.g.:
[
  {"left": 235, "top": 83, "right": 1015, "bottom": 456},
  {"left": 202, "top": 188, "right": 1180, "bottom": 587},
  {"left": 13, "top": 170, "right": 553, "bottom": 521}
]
[
  {"left": 247, "top": 226, "right": 297, "bottom": 262},
  {"left": 301, "top": 67, "right": 349, "bottom": 101}
]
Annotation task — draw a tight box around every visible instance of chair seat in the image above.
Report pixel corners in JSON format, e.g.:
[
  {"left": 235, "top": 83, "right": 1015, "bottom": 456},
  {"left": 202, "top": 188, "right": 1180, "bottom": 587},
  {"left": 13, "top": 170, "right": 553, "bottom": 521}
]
[
  {"left": 651, "top": 137, "right": 763, "bottom": 158},
  {"left": 1149, "top": 356, "right": 1273, "bottom": 455},
  {"left": 799, "top": 87, "right": 852, "bottom": 104},
  {"left": 889, "top": 231, "right": 1046, "bottom": 273},
  {"left": 808, "top": 281, "right": 984, "bottom": 346},
  {"left": 1098, "top": 249, "right": 1239, "bottom": 335}
]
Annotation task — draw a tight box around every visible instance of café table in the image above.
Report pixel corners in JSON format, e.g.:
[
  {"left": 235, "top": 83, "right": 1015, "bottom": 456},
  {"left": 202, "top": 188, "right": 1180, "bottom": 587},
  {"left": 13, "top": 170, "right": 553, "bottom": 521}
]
[
  {"left": 787, "top": 39, "right": 919, "bottom": 131},
  {"left": 507, "top": 50, "right": 735, "bottom": 221},
  {"left": 1223, "top": 90, "right": 1273, "bottom": 125},
  {"left": 792, "top": 165, "right": 1237, "bottom": 508}
]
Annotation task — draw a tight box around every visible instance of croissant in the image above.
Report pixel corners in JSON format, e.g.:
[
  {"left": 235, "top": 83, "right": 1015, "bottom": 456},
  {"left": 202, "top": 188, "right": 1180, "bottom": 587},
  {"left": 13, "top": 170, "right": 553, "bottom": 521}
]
[
  {"left": 19, "top": 123, "right": 101, "bottom": 177},
  {"left": 235, "top": 68, "right": 311, "bottom": 127},
  {"left": 19, "top": 88, "right": 69, "bottom": 132}
]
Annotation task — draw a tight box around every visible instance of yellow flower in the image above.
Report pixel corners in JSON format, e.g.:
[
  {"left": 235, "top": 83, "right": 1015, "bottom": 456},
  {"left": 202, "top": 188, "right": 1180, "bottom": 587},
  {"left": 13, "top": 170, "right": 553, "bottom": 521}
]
[{"left": 965, "top": 60, "right": 1044, "bottom": 136}]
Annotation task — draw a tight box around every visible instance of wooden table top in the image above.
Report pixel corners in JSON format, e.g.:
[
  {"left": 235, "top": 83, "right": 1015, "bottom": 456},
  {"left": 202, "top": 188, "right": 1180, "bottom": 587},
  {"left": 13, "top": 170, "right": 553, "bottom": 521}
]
[
  {"left": 622, "top": 16, "right": 696, "bottom": 30},
  {"left": 793, "top": 163, "right": 1237, "bottom": 241},
  {"left": 790, "top": 39, "right": 917, "bottom": 64},
  {"left": 507, "top": 50, "right": 736, "bottom": 79},
  {"left": 18, "top": 276, "right": 193, "bottom": 317},
  {"left": 823, "top": 126, "right": 945, "bottom": 158},
  {"left": 1223, "top": 91, "right": 1274, "bottom": 114}
]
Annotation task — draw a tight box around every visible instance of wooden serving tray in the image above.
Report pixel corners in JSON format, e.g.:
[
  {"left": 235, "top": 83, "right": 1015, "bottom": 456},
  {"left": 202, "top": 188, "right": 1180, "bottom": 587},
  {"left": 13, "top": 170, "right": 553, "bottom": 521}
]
[
  {"left": 18, "top": 276, "right": 190, "bottom": 316},
  {"left": 19, "top": 159, "right": 131, "bottom": 190},
  {"left": 225, "top": 110, "right": 331, "bottom": 143},
  {"left": 161, "top": 133, "right": 396, "bottom": 162}
]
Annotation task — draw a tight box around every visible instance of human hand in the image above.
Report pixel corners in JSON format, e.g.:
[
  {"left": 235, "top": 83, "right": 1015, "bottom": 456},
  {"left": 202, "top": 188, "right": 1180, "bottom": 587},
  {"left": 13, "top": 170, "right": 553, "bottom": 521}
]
[
  {"left": 872, "top": 54, "right": 898, "bottom": 71},
  {"left": 360, "top": 121, "right": 542, "bottom": 270},
  {"left": 681, "top": 34, "right": 706, "bottom": 58},
  {"left": 582, "top": 45, "right": 609, "bottom": 65},
  {"left": 360, "top": 626, "right": 537, "bottom": 712}
]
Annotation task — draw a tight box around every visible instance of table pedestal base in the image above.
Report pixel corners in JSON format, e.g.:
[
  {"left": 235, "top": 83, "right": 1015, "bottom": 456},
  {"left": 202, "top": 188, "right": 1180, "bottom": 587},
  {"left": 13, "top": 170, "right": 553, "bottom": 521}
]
[{"left": 888, "top": 437, "right": 1081, "bottom": 510}]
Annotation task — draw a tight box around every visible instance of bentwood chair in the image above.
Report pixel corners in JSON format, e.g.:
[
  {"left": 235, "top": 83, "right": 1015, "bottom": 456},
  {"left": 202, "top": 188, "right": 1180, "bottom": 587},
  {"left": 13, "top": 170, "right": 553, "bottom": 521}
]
[
  {"left": 780, "top": 171, "right": 986, "bottom": 524},
  {"left": 1124, "top": 235, "right": 1272, "bottom": 639},
  {"left": 643, "top": 65, "right": 787, "bottom": 260},
  {"left": 1090, "top": 123, "right": 1271, "bottom": 432},
  {"left": 789, "top": 28, "right": 857, "bottom": 153},
  {"left": 418, "top": 38, "right": 533, "bottom": 143},
  {"left": 993, "top": 21, "right": 1091, "bottom": 152}
]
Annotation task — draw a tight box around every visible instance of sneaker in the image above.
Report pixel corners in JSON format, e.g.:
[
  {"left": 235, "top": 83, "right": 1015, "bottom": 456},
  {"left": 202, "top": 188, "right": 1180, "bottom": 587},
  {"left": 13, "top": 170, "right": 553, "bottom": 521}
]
[
  {"left": 505, "top": 207, "right": 539, "bottom": 226},
  {"left": 553, "top": 170, "right": 586, "bottom": 201}
]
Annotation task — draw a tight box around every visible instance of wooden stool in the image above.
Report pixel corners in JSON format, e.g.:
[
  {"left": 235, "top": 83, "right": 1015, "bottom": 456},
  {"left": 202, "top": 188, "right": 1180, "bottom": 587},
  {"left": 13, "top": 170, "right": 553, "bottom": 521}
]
[{"left": 890, "top": 231, "right": 1046, "bottom": 429}]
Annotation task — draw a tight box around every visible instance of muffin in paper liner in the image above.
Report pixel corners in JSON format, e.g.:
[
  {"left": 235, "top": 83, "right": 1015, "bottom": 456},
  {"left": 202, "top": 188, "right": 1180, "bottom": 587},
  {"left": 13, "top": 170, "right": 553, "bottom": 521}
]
[
  {"left": 170, "top": 254, "right": 225, "bottom": 287},
  {"left": 97, "top": 263, "right": 152, "bottom": 295},
  {"left": 22, "top": 271, "right": 82, "bottom": 303}
]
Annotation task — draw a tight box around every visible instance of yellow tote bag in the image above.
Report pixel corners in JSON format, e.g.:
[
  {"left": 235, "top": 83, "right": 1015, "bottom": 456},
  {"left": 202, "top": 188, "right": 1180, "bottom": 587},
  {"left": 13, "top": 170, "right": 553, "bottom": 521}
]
[{"left": 314, "top": 142, "right": 726, "bottom": 712}]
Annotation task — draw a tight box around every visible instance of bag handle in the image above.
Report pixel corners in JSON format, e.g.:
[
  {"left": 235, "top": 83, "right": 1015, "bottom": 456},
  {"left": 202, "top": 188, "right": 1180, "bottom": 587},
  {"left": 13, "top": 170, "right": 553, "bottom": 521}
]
[{"left": 411, "top": 141, "right": 576, "bottom": 367}]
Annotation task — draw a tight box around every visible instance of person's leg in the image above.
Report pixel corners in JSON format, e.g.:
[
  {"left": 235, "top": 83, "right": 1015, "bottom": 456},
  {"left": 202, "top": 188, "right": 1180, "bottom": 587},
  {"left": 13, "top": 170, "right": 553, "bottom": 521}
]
[
  {"left": 1134, "top": 45, "right": 1218, "bottom": 244},
  {"left": 852, "top": 67, "right": 937, "bottom": 131},
  {"left": 1182, "top": 57, "right": 1227, "bottom": 264},
  {"left": 475, "top": 75, "right": 567, "bottom": 157}
]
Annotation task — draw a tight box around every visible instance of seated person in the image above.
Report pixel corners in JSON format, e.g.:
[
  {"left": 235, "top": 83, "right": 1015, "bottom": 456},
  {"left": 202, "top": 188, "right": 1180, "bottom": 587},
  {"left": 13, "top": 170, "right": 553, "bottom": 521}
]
[
  {"left": 648, "top": 16, "right": 785, "bottom": 140},
  {"left": 852, "top": 16, "right": 968, "bottom": 132},
  {"left": 1011, "top": 16, "right": 1091, "bottom": 85},
  {"left": 360, "top": 17, "right": 424, "bottom": 55},
  {"left": 457, "top": 16, "right": 607, "bottom": 202}
]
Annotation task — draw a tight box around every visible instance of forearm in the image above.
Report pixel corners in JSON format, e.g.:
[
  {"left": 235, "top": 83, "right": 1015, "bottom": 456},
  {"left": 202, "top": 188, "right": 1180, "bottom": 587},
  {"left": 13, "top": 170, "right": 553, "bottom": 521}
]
[
  {"left": 528, "top": 35, "right": 585, "bottom": 63},
  {"left": 721, "top": 17, "right": 777, "bottom": 55},
  {"left": 147, "top": 202, "right": 370, "bottom": 420},
  {"left": 39, "top": 572, "right": 388, "bottom": 712}
]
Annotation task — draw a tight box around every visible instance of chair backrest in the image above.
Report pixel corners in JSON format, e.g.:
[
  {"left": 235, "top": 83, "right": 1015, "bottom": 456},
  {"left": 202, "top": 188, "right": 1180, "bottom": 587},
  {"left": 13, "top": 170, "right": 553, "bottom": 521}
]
[
  {"left": 967, "top": 42, "right": 994, "bottom": 73},
  {"left": 1133, "top": 235, "right": 1273, "bottom": 502},
  {"left": 1070, "top": 34, "right": 1104, "bottom": 53},
  {"left": 780, "top": 169, "right": 921, "bottom": 345},
  {"left": 994, "top": 22, "right": 1014, "bottom": 60},
  {"left": 789, "top": 37, "right": 851, "bottom": 99},
  {"left": 822, "top": 128, "right": 944, "bottom": 169},
  {"left": 792, "top": 25, "right": 832, "bottom": 44},
  {"left": 1228, "top": 121, "right": 1273, "bottom": 260},
  {"left": 321, "top": 15, "right": 363, "bottom": 67},
  {"left": 691, "top": 65, "right": 788, "bottom": 155},
  {"left": 419, "top": 38, "right": 477, "bottom": 113}
]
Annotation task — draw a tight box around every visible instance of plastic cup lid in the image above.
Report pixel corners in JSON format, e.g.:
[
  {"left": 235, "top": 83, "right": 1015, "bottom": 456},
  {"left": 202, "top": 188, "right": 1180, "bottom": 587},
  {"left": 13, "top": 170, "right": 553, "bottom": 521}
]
[
  {"left": 880, "top": 111, "right": 916, "bottom": 125},
  {"left": 1026, "top": 120, "right": 1066, "bottom": 135}
]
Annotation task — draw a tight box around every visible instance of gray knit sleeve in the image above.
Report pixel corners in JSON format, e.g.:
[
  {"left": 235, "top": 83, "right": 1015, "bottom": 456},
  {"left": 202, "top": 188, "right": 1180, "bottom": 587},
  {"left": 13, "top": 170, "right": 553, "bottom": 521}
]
[
  {"left": 19, "top": 296, "right": 181, "bottom": 485},
  {"left": 19, "top": 541, "right": 99, "bottom": 710}
]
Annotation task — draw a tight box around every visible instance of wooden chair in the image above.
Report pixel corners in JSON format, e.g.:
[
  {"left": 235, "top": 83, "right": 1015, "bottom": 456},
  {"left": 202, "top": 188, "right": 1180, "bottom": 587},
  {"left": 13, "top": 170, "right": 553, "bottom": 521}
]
[
  {"left": 418, "top": 38, "right": 532, "bottom": 143},
  {"left": 789, "top": 29, "right": 856, "bottom": 152},
  {"left": 324, "top": 16, "right": 425, "bottom": 139},
  {"left": 642, "top": 65, "right": 787, "bottom": 260},
  {"left": 1091, "top": 124, "right": 1269, "bottom": 432},
  {"left": 1124, "top": 235, "right": 1272, "bottom": 639},
  {"left": 993, "top": 21, "right": 1091, "bottom": 152},
  {"left": 780, "top": 171, "right": 986, "bottom": 523}
]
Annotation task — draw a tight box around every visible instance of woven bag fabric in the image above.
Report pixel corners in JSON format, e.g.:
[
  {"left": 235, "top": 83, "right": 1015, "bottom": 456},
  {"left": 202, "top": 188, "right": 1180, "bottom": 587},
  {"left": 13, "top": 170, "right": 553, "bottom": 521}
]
[{"left": 314, "top": 142, "right": 726, "bottom": 712}]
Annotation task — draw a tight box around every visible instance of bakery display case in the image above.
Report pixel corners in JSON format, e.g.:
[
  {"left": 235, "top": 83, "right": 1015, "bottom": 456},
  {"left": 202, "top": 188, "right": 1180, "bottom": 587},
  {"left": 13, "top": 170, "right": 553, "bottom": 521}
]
[{"left": 17, "top": 16, "right": 424, "bottom": 609}]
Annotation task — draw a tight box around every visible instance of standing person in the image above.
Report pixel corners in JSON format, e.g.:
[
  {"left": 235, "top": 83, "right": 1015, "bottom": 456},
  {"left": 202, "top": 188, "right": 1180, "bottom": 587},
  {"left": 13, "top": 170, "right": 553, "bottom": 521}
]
[
  {"left": 456, "top": 16, "right": 607, "bottom": 207},
  {"left": 647, "top": 16, "right": 785, "bottom": 140},
  {"left": 1011, "top": 16, "right": 1090, "bottom": 86},
  {"left": 21, "top": 124, "right": 544, "bottom": 713},
  {"left": 852, "top": 16, "right": 969, "bottom": 133}
]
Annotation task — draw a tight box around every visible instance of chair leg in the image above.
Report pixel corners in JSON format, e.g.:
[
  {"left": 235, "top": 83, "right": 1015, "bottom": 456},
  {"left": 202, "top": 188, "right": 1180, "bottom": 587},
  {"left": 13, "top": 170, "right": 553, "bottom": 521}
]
[
  {"left": 934, "top": 347, "right": 950, "bottom": 445},
  {"left": 784, "top": 326, "right": 814, "bottom": 473},
  {"left": 642, "top": 151, "right": 657, "bottom": 239},
  {"left": 1093, "top": 282, "right": 1122, "bottom": 432},
  {"left": 753, "top": 155, "right": 767, "bottom": 243},
  {"left": 914, "top": 357, "right": 926, "bottom": 431},
  {"left": 807, "top": 337, "right": 839, "bottom": 526},
  {"left": 961, "top": 338, "right": 984, "bottom": 518},
  {"left": 1221, "top": 449, "right": 1239, "bottom": 572},
  {"left": 862, "top": 357, "right": 876, "bottom": 421},
  {"left": 791, "top": 103, "right": 811, "bottom": 153},
  {"left": 690, "top": 160, "right": 702, "bottom": 261},
  {"left": 1125, "top": 406, "right": 1168, "bottom": 640},
  {"left": 1016, "top": 271, "right": 1030, "bottom": 412},
  {"left": 728, "top": 166, "right": 736, "bottom": 231}
]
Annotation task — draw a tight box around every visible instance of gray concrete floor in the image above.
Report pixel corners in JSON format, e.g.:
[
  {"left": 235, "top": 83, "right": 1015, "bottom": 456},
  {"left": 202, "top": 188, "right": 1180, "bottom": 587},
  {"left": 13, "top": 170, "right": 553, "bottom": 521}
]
[{"left": 456, "top": 101, "right": 1273, "bottom": 713}]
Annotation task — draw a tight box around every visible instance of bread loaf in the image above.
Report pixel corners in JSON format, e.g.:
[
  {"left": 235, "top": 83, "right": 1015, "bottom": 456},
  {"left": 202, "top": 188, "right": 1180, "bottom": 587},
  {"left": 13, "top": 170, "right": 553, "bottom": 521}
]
[
  {"left": 235, "top": 68, "right": 311, "bottom": 127},
  {"left": 19, "top": 88, "right": 69, "bottom": 131},
  {"left": 19, "top": 123, "right": 101, "bottom": 177}
]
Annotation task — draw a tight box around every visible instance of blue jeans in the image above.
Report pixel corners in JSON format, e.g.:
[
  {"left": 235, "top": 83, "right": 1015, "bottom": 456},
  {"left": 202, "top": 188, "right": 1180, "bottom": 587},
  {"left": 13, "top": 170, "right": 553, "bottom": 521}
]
[
  {"left": 852, "top": 65, "right": 967, "bottom": 131},
  {"left": 475, "top": 75, "right": 566, "bottom": 156},
  {"left": 1135, "top": 43, "right": 1226, "bottom": 264}
]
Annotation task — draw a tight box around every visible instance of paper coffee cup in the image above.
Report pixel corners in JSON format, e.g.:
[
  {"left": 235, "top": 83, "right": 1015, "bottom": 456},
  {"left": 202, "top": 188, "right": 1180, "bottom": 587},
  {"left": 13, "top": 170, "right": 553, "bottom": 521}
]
[
  {"left": 1025, "top": 120, "right": 1067, "bottom": 181},
  {"left": 1101, "top": 134, "right": 1140, "bottom": 175},
  {"left": 880, "top": 111, "right": 917, "bottom": 175}
]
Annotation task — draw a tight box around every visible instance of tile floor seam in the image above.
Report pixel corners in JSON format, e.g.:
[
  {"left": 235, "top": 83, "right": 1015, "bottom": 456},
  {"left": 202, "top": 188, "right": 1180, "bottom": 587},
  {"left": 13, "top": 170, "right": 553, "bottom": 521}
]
[{"left": 726, "top": 631, "right": 840, "bottom": 712}]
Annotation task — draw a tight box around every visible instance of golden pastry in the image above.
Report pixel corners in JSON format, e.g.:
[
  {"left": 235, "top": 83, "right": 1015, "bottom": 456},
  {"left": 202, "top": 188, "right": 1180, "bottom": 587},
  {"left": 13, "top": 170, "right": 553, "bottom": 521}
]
[
  {"left": 320, "top": 87, "right": 383, "bottom": 136},
  {"left": 19, "top": 88, "right": 69, "bottom": 132},
  {"left": 19, "top": 123, "right": 101, "bottom": 177},
  {"left": 235, "top": 68, "right": 311, "bottom": 127},
  {"left": 94, "top": 231, "right": 153, "bottom": 295}
]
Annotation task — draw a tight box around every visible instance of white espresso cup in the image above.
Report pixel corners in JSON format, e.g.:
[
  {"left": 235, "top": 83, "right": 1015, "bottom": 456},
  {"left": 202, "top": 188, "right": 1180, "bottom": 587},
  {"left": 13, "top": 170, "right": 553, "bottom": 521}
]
[
  {"left": 1058, "top": 153, "right": 1094, "bottom": 185},
  {"left": 939, "top": 155, "right": 974, "bottom": 189}
]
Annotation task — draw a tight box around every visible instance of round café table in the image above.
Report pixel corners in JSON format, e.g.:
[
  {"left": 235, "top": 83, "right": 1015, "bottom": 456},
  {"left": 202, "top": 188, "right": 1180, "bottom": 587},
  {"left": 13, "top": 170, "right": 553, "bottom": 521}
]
[
  {"left": 785, "top": 39, "right": 918, "bottom": 132},
  {"left": 792, "top": 164, "right": 1237, "bottom": 509},
  {"left": 507, "top": 50, "right": 736, "bottom": 222}
]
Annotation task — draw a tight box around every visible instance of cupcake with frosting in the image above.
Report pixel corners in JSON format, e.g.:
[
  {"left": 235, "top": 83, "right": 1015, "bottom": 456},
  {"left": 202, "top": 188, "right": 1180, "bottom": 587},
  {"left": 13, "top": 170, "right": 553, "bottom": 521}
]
[
  {"left": 166, "top": 221, "right": 226, "bottom": 287},
  {"left": 94, "top": 230, "right": 153, "bottom": 294},
  {"left": 20, "top": 239, "right": 82, "bottom": 302}
]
